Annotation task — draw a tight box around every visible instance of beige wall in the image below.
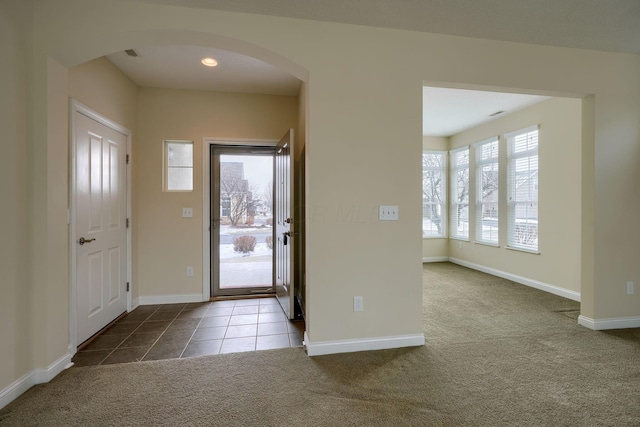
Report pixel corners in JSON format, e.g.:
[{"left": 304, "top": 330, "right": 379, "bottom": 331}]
[
  {"left": 68, "top": 57, "right": 138, "bottom": 131},
  {"left": 0, "top": 0, "right": 32, "bottom": 393},
  {"left": 422, "top": 136, "right": 449, "bottom": 260},
  {"left": 446, "top": 97, "right": 583, "bottom": 293},
  {"left": 4, "top": 0, "right": 640, "bottom": 401},
  {"left": 136, "top": 88, "right": 298, "bottom": 298}
]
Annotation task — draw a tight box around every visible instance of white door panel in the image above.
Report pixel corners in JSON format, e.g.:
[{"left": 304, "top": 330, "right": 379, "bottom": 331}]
[{"left": 74, "top": 111, "right": 128, "bottom": 345}]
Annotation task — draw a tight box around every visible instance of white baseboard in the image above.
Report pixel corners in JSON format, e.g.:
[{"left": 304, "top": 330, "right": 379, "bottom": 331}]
[
  {"left": 33, "top": 353, "right": 73, "bottom": 384},
  {"left": 0, "top": 352, "right": 72, "bottom": 410},
  {"left": 422, "top": 257, "right": 449, "bottom": 263},
  {"left": 304, "top": 332, "right": 425, "bottom": 356},
  {"left": 578, "top": 315, "right": 640, "bottom": 330},
  {"left": 448, "top": 257, "right": 581, "bottom": 302},
  {"left": 0, "top": 372, "right": 33, "bottom": 410},
  {"left": 131, "top": 297, "right": 140, "bottom": 311},
  {"left": 138, "top": 294, "right": 204, "bottom": 305}
]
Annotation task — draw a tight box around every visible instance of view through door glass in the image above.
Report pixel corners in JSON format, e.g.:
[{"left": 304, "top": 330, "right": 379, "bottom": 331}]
[{"left": 214, "top": 151, "right": 274, "bottom": 295}]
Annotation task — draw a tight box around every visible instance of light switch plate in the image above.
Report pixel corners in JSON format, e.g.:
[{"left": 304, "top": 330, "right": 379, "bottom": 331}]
[
  {"left": 182, "top": 208, "right": 193, "bottom": 218},
  {"left": 354, "top": 296, "right": 364, "bottom": 312},
  {"left": 379, "top": 205, "right": 399, "bottom": 221}
]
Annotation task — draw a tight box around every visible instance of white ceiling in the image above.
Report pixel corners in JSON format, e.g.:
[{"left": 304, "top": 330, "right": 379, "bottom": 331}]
[
  {"left": 108, "top": 0, "right": 639, "bottom": 135},
  {"left": 106, "top": 45, "right": 301, "bottom": 96},
  {"left": 423, "top": 87, "right": 550, "bottom": 137},
  {"left": 127, "top": 0, "right": 640, "bottom": 55}
]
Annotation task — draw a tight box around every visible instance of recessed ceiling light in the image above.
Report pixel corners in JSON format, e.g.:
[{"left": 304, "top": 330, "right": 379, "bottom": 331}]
[{"left": 201, "top": 57, "right": 218, "bottom": 67}]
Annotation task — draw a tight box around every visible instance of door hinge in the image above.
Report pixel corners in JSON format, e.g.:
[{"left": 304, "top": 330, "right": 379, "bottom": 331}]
[
  {"left": 126, "top": 218, "right": 130, "bottom": 228},
  {"left": 126, "top": 282, "right": 130, "bottom": 292},
  {"left": 126, "top": 154, "right": 130, "bottom": 164}
]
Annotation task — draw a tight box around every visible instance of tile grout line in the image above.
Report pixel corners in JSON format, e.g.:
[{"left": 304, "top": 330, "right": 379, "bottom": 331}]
[
  {"left": 139, "top": 303, "right": 190, "bottom": 362},
  {"left": 98, "top": 306, "right": 159, "bottom": 365},
  {"left": 178, "top": 302, "right": 222, "bottom": 359}
]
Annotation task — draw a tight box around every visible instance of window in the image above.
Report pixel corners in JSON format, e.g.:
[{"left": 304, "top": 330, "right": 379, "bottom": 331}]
[
  {"left": 164, "top": 140, "right": 193, "bottom": 191},
  {"left": 507, "top": 126, "right": 539, "bottom": 251},
  {"left": 450, "top": 146, "right": 469, "bottom": 239},
  {"left": 475, "top": 137, "right": 499, "bottom": 244},
  {"left": 422, "top": 150, "right": 447, "bottom": 238}
]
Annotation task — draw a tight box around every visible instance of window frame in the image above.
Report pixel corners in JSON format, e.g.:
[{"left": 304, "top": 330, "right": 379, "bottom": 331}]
[
  {"left": 449, "top": 146, "right": 470, "bottom": 240},
  {"left": 506, "top": 125, "right": 540, "bottom": 253},
  {"left": 474, "top": 137, "right": 500, "bottom": 246},
  {"left": 163, "top": 140, "right": 194, "bottom": 192},
  {"left": 422, "top": 150, "right": 447, "bottom": 238}
]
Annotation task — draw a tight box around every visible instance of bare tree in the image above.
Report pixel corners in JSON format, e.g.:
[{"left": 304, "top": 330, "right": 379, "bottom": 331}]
[
  {"left": 220, "top": 163, "right": 259, "bottom": 226},
  {"left": 422, "top": 153, "right": 444, "bottom": 234},
  {"left": 261, "top": 180, "right": 273, "bottom": 211}
]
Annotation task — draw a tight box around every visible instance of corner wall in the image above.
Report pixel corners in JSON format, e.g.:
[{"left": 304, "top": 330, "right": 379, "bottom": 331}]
[
  {"left": 446, "top": 97, "right": 583, "bottom": 297},
  {"left": 0, "top": 0, "right": 32, "bottom": 403},
  {"left": 135, "top": 87, "right": 298, "bottom": 300}
]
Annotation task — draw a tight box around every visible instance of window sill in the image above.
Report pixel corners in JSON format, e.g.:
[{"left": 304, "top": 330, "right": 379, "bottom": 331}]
[
  {"left": 474, "top": 241, "right": 500, "bottom": 248},
  {"left": 450, "top": 237, "right": 470, "bottom": 242},
  {"left": 506, "top": 246, "right": 540, "bottom": 255},
  {"left": 423, "top": 236, "right": 447, "bottom": 240}
]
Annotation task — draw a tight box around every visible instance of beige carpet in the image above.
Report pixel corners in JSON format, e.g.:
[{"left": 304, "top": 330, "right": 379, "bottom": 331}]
[{"left": 1, "top": 262, "right": 639, "bottom": 426}]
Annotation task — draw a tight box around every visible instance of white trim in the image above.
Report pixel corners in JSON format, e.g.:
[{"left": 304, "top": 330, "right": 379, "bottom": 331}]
[
  {"left": 422, "top": 257, "right": 449, "bottom": 263},
  {"left": 0, "top": 353, "right": 72, "bottom": 410},
  {"left": 131, "top": 297, "right": 140, "bottom": 311},
  {"left": 201, "top": 137, "right": 278, "bottom": 302},
  {"left": 448, "top": 257, "right": 581, "bottom": 302},
  {"left": 578, "top": 315, "right": 640, "bottom": 330},
  {"left": 304, "top": 332, "right": 425, "bottom": 356},
  {"left": 68, "top": 100, "right": 133, "bottom": 354},
  {"left": 126, "top": 134, "right": 133, "bottom": 312},
  {"left": 33, "top": 353, "right": 73, "bottom": 384},
  {"left": 0, "top": 372, "right": 33, "bottom": 410},
  {"left": 138, "top": 294, "right": 204, "bottom": 305}
]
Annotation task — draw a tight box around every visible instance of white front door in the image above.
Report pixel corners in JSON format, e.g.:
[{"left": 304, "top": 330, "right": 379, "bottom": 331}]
[{"left": 73, "top": 107, "right": 129, "bottom": 345}]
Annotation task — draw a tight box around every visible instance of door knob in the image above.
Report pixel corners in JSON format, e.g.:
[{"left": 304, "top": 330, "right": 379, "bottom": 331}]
[
  {"left": 79, "top": 237, "right": 96, "bottom": 245},
  {"left": 283, "top": 231, "right": 290, "bottom": 245}
]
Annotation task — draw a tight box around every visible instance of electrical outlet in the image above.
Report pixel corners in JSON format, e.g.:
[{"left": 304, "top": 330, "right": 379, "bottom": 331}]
[
  {"left": 186, "top": 266, "right": 194, "bottom": 277},
  {"left": 182, "top": 208, "right": 193, "bottom": 218},
  {"left": 353, "top": 296, "right": 364, "bottom": 312},
  {"left": 627, "top": 281, "right": 634, "bottom": 295}
]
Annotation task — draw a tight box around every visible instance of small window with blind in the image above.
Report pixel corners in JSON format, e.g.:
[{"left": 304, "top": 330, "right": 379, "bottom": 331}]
[
  {"left": 475, "top": 137, "right": 500, "bottom": 245},
  {"left": 164, "top": 140, "right": 194, "bottom": 191},
  {"left": 507, "top": 126, "right": 539, "bottom": 252},
  {"left": 450, "top": 146, "right": 469, "bottom": 240},
  {"left": 422, "top": 150, "right": 447, "bottom": 238}
]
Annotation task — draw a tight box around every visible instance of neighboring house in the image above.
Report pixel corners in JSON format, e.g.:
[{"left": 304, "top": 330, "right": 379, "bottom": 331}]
[{"left": 220, "top": 162, "right": 254, "bottom": 225}]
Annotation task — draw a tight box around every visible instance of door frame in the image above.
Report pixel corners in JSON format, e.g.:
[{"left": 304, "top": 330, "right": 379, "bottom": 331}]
[
  {"left": 68, "top": 100, "right": 132, "bottom": 355},
  {"left": 201, "top": 137, "right": 278, "bottom": 300}
]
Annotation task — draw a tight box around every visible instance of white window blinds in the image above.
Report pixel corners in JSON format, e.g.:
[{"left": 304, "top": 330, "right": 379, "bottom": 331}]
[
  {"left": 507, "top": 126, "right": 539, "bottom": 251},
  {"left": 422, "top": 150, "right": 447, "bottom": 238},
  {"left": 475, "top": 137, "right": 499, "bottom": 244},
  {"left": 450, "top": 146, "right": 469, "bottom": 239}
]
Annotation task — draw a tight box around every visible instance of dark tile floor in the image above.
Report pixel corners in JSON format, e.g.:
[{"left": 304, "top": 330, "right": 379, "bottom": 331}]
[{"left": 72, "top": 297, "right": 304, "bottom": 367}]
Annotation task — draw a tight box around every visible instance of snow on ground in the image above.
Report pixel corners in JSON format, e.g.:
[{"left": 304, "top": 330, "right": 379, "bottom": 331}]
[
  {"left": 219, "top": 243, "right": 272, "bottom": 259},
  {"left": 221, "top": 223, "right": 272, "bottom": 235}
]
